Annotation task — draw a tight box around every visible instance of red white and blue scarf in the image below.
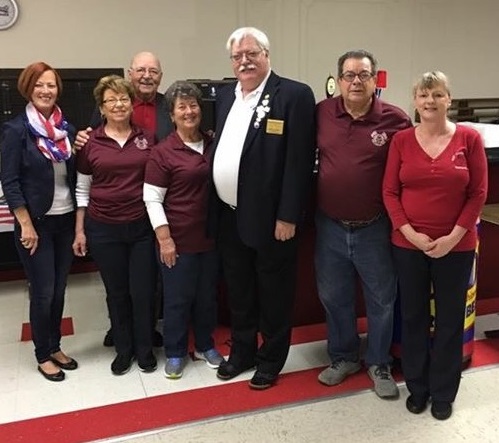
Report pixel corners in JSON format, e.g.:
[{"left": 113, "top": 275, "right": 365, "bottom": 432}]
[{"left": 25, "top": 102, "right": 72, "bottom": 162}]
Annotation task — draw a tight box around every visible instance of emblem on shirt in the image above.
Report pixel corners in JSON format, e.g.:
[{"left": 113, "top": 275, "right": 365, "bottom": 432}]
[
  {"left": 371, "top": 131, "right": 388, "bottom": 147},
  {"left": 254, "top": 94, "right": 270, "bottom": 129},
  {"left": 134, "top": 137, "right": 149, "bottom": 150},
  {"left": 452, "top": 149, "right": 468, "bottom": 170}
]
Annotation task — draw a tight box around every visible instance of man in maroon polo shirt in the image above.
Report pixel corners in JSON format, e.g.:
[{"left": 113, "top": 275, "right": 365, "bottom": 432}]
[{"left": 315, "top": 50, "right": 411, "bottom": 399}]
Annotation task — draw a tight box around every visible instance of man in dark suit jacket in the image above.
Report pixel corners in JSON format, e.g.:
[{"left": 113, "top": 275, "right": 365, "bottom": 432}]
[
  {"left": 77, "top": 51, "right": 173, "bottom": 141},
  {"left": 212, "top": 27, "right": 316, "bottom": 390}
]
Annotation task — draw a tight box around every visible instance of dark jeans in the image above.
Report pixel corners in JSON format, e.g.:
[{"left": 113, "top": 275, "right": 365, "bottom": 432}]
[
  {"left": 393, "top": 246, "right": 475, "bottom": 402},
  {"left": 160, "top": 249, "right": 219, "bottom": 357},
  {"left": 85, "top": 216, "right": 156, "bottom": 362},
  {"left": 218, "top": 205, "right": 298, "bottom": 375},
  {"left": 15, "top": 212, "right": 75, "bottom": 363}
]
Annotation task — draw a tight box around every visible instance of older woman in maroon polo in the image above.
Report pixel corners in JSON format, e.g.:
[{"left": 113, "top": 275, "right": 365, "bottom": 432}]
[
  {"left": 144, "top": 81, "right": 223, "bottom": 379},
  {"left": 73, "top": 75, "right": 157, "bottom": 375}
]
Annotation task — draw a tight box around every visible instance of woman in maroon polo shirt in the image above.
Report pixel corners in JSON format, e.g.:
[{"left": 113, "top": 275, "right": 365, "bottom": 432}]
[
  {"left": 73, "top": 75, "right": 157, "bottom": 375},
  {"left": 383, "top": 71, "right": 487, "bottom": 420},
  {"left": 143, "top": 81, "right": 224, "bottom": 379}
]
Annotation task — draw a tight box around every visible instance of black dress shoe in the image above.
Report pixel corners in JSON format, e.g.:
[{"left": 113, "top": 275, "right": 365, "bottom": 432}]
[
  {"left": 249, "top": 371, "right": 278, "bottom": 390},
  {"left": 406, "top": 394, "right": 429, "bottom": 414},
  {"left": 216, "top": 360, "right": 254, "bottom": 380},
  {"left": 431, "top": 401, "right": 452, "bottom": 420},
  {"left": 38, "top": 365, "right": 65, "bottom": 382},
  {"left": 50, "top": 356, "right": 78, "bottom": 371},
  {"left": 153, "top": 330, "right": 163, "bottom": 348},
  {"left": 103, "top": 329, "right": 114, "bottom": 347},
  {"left": 111, "top": 354, "right": 134, "bottom": 375}
]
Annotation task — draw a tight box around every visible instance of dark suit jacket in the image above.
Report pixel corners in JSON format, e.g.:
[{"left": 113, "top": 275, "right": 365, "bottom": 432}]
[
  {"left": 212, "top": 71, "right": 316, "bottom": 248},
  {"left": 0, "top": 113, "right": 77, "bottom": 218},
  {"left": 89, "top": 92, "right": 173, "bottom": 141}
]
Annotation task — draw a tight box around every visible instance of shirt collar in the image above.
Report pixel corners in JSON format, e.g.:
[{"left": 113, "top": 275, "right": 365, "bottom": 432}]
[
  {"left": 336, "top": 94, "right": 383, "bottom": 123},
  {"left": 234, "top": 69, "right": 272, "bottom": 100}
]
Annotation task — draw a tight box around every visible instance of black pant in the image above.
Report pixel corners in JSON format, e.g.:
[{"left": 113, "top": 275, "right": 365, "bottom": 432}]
[
  {"left": 86, "top": 216, "right": 156, "bottom": 362},
  {"left": 15, "top": 213, "right": 75, "bottom": 363},
  {"left": 393, "top": 246, "right": 475, "bottom": 402},
  {"left": 218, "top": 206, "right": 298, "bottom": 375}
]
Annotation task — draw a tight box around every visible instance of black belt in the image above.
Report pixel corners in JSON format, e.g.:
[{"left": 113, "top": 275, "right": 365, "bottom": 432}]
[{"left": 336, "top": 212, "right": 384, "bottom": 229}]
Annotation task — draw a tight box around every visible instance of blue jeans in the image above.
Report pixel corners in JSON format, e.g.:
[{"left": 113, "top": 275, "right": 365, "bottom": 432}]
[
  {"left": 15, "top": 212, "right": 75, "bottom": 363},
  {"left": 160, "top": 249, "right": 219, "bottom": 358},
  {"left": 314, "top": 210, "right": 396, "bottom": 366}
]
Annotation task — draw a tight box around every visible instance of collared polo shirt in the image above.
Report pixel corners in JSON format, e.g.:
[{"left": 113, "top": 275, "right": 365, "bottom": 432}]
[
  {"left": 316, "top": 95, "right": 411, "bottom": 221},
  {"left": 144, "top": 131, "right": 214, "bottom": 253},
  {"left": 77, "top": 125, "right": 155, "bottom": 223}
]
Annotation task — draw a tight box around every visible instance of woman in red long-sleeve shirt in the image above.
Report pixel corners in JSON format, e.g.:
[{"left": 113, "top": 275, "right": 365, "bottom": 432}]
[{"left": 382, "top": 71, "right": 488, "bottom": 420}]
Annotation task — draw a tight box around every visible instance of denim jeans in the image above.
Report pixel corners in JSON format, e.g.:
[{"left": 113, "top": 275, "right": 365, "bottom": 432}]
[
  {"left": 15, "top": 212, "right": 75, "bottom": 363},
  {"left": 85, "top": 216, "right": 156, "bottom": 362},
  {"left": 160, "top": 249, "right": 219, "bottom": 358},
  {"left": 314, "top": 210, "right": 396, "bottom": 366}
]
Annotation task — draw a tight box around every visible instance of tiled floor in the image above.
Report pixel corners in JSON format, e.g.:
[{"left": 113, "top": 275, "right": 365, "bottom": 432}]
[{"left": 2, "top": 272, "right": 499, "bottom": 442}]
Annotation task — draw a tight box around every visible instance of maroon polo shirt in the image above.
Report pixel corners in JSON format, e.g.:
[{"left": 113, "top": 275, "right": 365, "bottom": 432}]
[
  {"left": 77, "top": 125, "right": 156, "bottom": 223},
  {"left": 132, "top": 98, "right": 157, "bottom": 135},
  {"left": 316, "top": 95, "right": 411, "bottom": 221},
  {"left": 144, "top": 131, "right": 214, "bottom": 253}
]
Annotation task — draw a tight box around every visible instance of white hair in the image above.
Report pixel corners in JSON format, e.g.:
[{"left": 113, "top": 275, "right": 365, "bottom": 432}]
[{"left": 226, "top": 27, "right": 270, "bottom": 53}]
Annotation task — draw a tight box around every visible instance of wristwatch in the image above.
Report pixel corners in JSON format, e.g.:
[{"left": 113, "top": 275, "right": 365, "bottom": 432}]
[{"left": 0, "top": 0, "right": 19, "bottom": 30}]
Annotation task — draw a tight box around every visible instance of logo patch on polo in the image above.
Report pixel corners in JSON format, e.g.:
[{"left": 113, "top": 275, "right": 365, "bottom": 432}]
[
  {"left": 371, "top": 131, "right": 388, "bottom": 147},
  {"left": 134, "top": 137, "right": 149, "bottom": 150}
]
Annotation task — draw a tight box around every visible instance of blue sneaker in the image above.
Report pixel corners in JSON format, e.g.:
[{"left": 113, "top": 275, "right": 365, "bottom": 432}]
[
  {"left": 164, "top": 357, "right": 186, "bottom": 379},
  {"left": 194, "top": 348, "right": 224, "bottom": 369}
]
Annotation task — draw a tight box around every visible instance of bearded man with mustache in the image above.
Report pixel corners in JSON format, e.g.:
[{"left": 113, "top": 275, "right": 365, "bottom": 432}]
[{"left": 210, "top": 26, "right": 316, "bottom": 390}]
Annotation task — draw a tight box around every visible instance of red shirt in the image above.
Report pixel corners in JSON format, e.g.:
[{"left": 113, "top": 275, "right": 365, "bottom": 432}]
[
  {"left": 144, "top": 131, "right": 214, "bottom": 253},
  {"left": 316, "top": 95, "right": 411, "bottom": 220},
  {"left": 132, "top": 99, "right": 157, "bottom": 135},
  {"left": 77, "top": 125, "right": 155, "bottom": 223},
  {"left": 382, "top": 125, "right": 488, "bottom": 251}
]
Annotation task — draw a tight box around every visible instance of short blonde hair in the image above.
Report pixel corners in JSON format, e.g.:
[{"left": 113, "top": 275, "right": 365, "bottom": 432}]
[
  {"left": 413, "top": 71, "right": 451, "bottom": 97},
  {"left": 93, "top": 75, "right": 135, "bottom": 107}
]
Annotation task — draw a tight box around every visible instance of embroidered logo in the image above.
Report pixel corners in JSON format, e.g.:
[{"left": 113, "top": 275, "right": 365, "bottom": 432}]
[
  {"left": 254, "top": 94, "right": 270, "bottom": 129},
  {"left": 371, "top": 131, "right": 388, "bottom": 147},
  {"left": 452, "top": 149, "right": 468, "bottom": 170},
  {"left": 134, "top": 137, "right": 148, "bottom": 150}
]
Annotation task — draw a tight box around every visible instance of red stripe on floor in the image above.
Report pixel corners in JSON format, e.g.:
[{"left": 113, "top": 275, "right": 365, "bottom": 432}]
[{"left": 20, "top": 317, "right": 74, "bottom": 342}]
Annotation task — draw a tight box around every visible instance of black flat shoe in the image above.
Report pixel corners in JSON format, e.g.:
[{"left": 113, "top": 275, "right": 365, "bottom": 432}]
[
  {"left": 406, "top": 394, "right": 429, "bottom": 414},
  {"left": 248, "top": 371, "right": 278, "bottom": 390},
  {"left": 50, "top": 356, "right": 78, "bottom": 371},
  {"left": 216, "top": 361, "right": 254, "bottom": 380},
  {"left": 38, "top": 365, "right": 65, "bottom": 382},
  {"left": 431, "top": 401, "right": 452, "bottom": 420}
]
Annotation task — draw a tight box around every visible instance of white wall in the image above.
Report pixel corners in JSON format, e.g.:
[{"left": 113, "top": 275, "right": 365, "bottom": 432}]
[{"left": 2, "top": 0, "right": 498, "bottom": 114}]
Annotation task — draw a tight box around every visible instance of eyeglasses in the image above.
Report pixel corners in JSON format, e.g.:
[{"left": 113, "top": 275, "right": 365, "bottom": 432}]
[
  {"left": 229, "top": 50, "right": 263, "bottom": 62},
  {"left": 102, "top": 97, "right": 131, "bottom": 107},
  {"left": 340, "top": 71, "right": 374, "bottom": 83},
  {"left": 130, "top": 67, "right": 161, "bottom": 77}
]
